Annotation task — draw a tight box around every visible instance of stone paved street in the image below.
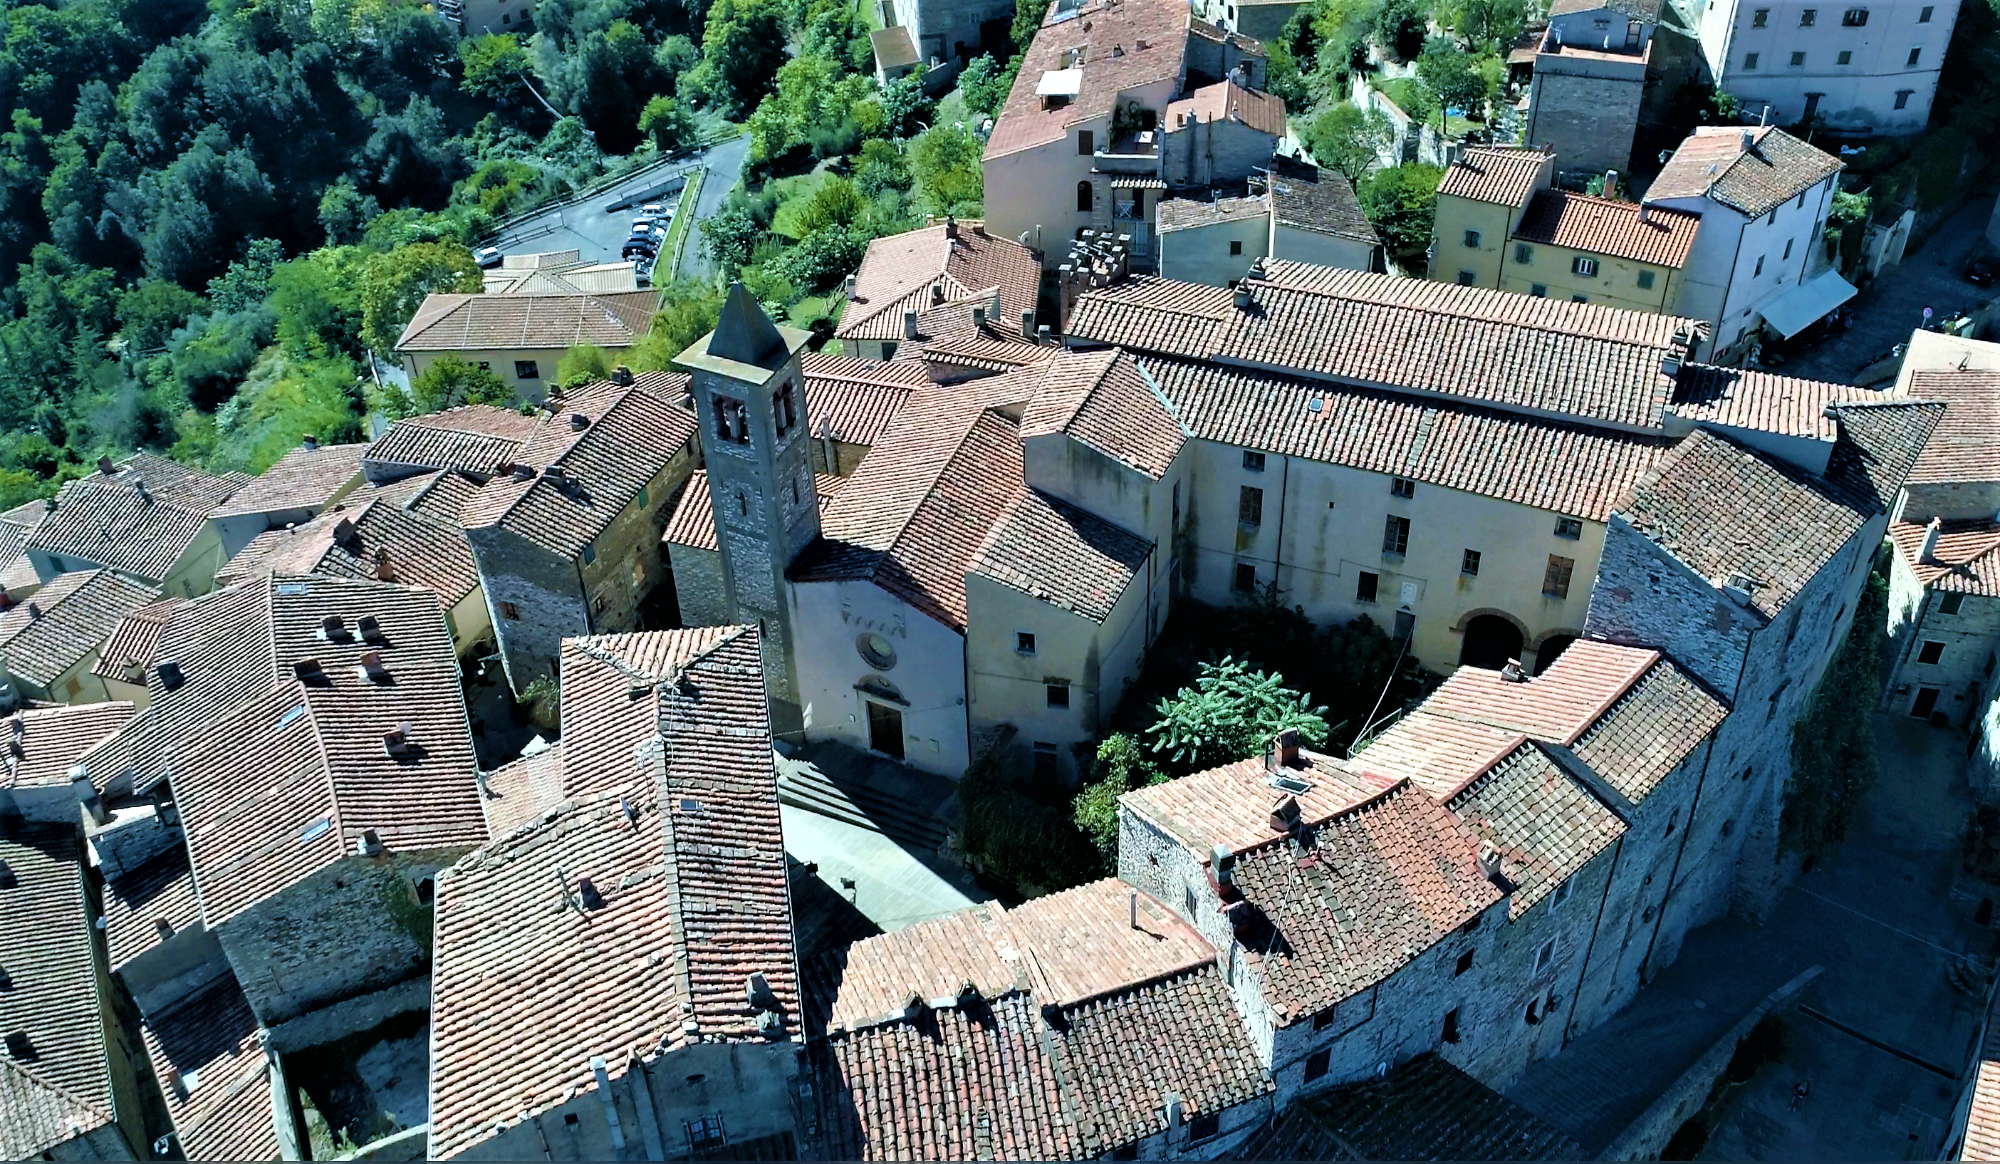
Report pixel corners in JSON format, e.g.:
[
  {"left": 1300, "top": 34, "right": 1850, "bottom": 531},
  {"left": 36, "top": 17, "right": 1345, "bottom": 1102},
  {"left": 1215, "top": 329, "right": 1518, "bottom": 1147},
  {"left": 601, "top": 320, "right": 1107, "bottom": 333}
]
[
  {"left": 1780, "top": 199, "right": 1996, "bottom": 384},
  {"left": 1506, "top": 714, "right": 1990, "bottom": 1159}
]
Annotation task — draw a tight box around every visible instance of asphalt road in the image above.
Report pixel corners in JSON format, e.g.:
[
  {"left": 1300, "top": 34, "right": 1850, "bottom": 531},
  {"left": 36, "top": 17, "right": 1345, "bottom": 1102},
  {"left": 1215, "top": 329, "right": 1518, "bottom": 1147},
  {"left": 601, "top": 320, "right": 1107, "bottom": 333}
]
[{"left": 488, "top": 134, "right": 749, "bottom": 276}]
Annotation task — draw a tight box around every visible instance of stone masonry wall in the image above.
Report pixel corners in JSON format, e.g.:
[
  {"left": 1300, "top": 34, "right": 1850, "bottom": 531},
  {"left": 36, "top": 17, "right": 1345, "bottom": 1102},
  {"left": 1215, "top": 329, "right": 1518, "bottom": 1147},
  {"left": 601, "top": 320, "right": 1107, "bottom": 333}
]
[
  {"left": 1882, "top": 578, "right": 2000, "bottom": 726},
  {"left": 469, "top": 526, "right": 587, "bottom": 693},
  {"left": 667, "top": 543, "right": 729, "bottom": 628},
  {"left": 217, "top": 851, "right": 456, "bottom": 1027},
  {"left": 1526, "top": 58, "right": 1645, "bottom": 177}
]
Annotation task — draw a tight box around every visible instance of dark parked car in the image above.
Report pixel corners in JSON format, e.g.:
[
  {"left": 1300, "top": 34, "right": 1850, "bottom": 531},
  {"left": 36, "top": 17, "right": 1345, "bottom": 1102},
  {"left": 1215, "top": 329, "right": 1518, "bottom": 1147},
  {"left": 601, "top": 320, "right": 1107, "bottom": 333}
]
[{"left": 1966, "top": 256, "right": 1998, "bottom": 287}]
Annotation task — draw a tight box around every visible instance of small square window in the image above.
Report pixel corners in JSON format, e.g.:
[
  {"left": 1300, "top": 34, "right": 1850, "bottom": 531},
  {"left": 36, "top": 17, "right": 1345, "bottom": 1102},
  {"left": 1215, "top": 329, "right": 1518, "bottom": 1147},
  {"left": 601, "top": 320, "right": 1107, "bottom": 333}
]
[
  {"left": 1789, "top": 50, "right": 1806, "bottom": 65},
  {"left": 1229, "top": 239, "right": 1243, "bottom": 255},
  {"left": 1383, "top": 515, "right": 1410, "bottom": 556},
  {"left": 1017, "top": 632, "right": 1037, "bottom": 654},
  {"left": 1463, "top": 229, "right": 1481, "bottom": 247},
  {"left": 1534, "top": 937, "right": 1557, "bottom": 973},
  {"left": 1908, "top": 46, "right": 1922, "bottom": 65},
  {"left": 1233, "top": 563, "right": 1256, "bottom": 593},
  {"left": 1033, "top": 741, "right": 1059, "bottom": 782},
  {"left": 1918, "top": 640, "right": 1945, "bottom": 664},
  {"left": 1185, "top": 885, "right": 1199, "bottom": 915},
  {"left": 1800, "top": 7, "right": 1816, "bottom": 24},
  {"left": 1837, "top": 49, "right": 1853, "bottom": 64},
  {"left": 581, "top": 544, "right": 597, "bottom": 565},
  {"left": 1457, "top": 270, "right": 1477, "bottom": 286},
  {"left": 1243, "top": 450, "right": 1266, "bottom": 472},
  {"left": 1462, "top": 548, "right": 1482, "bottom": 576},
  {"left": 1454, "top": 949, "right": 1474, "bottom": 976},
  {"left": 1895, "top": 89, "right": 1914, "bottom": 108},
  {"left": 1440, "top": 1008, "right": 1461, "bottom": 1044},
  {"left": 1571, "top": 294, "right": 1588, "bottom": 303},
  {"left": 1920, "top": 3, "right": 1934, "bottom": 19},
  {"left": 1550, "top": 878, "right": 1573, "bottom": 909},
  {"left": 1571, "top": 256, "right": 1599, "bottom": 277},
  {"left": 515, "top": 359, "right": 541, "bottom": 379},
  {"left": 1189, "top": 1113, "right": 1220, "bottom": 1142},
  {"left": 1530, "top": 283, "right": 1548, "bottom": 297},
  {"left": 1941, "top": 593, "right": 1965, "bottom": 615},
  {"left": 1842, "top": 6, "right": 1866, "bottom": 23},
  {"left": 1046, "top": 683, "right": 1071, "bottom": 709},
  {"left": 1515, "top": 243, "right": 1533, "bottom": 264},
  {"left": 1751, "top": 4, "right": 1768, "bottom": 21},
  {"left": 1077, "top": 129, "right": 1093, "bottom": 155},
  {"left": 1391, "top": 477, "right": 1416, "bottom": 498},
  {"left": 1745, "top": 50, "right": 1760, "bottom": 68},
  {"left": 1304, "top": 1049, "right": 1332, "bottom": 1081},
  {"left": 1554, "top": 517, "right": 1583, "bottom": 539},
  {"left": 1637, "top": 269, "right": 1656, "bottom": 289},
  {"left": 1754, "top": 254, "right": 1766, "bottom": 277},
  {"left": 1356, "top": 571, "right": 1378, "bottom": 603}
]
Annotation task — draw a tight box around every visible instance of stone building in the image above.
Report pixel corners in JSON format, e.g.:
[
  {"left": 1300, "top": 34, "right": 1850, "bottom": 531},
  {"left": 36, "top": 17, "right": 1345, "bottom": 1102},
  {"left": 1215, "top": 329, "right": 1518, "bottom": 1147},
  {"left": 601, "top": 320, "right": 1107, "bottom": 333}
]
[
  {"left": 26, "top": 453, "right": 245, "bottom": 598},
  {"left": 0, "top": 821, "right": 152, "bottom": 1161},
  {"left": 0, "top": 569, "right": 161, "bottom": 706},
  {"left": 204, "top": 438, "right": 367, "bottom": 559},
  {"left": 1161, "top": 80, "right": 1287, "bottom": 190},
  {"left": 1693, "top": 0, "right": 1961, "bottom": 134},
  {"left": 1157, "top": 158, "right": 1382, "bottom": 285},
  {"left": 428, "top": 626, "right": 804, "bottom": 1161},
  {"left": 461, "top": 371, "right": 701, "bottom": 692},
  {"left": 394, "top": 290, "right": 660, "bottom": 403},
  {"left": 89, "top": 597, "right": 185, "bottom": 707},
  {"left": 1524, "top": 0, "right": 1661, "bottom": 176},
  {"left": 358, "top": 404, "right": 541, "bottom": 485},
  {"left": 832, "top": 220, "right": 1042, "bottom": 363}
]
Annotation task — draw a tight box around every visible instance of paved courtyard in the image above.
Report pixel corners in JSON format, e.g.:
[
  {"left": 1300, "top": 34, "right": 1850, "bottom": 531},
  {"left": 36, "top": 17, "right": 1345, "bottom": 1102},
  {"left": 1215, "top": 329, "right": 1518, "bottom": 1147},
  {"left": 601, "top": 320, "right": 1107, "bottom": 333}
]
[
  {"left": 1506, "top": 714, "right": 1991, "bottom": 1159},
  {"left": 1781, "top": 198, "right": 1995, "bottom": 384}
]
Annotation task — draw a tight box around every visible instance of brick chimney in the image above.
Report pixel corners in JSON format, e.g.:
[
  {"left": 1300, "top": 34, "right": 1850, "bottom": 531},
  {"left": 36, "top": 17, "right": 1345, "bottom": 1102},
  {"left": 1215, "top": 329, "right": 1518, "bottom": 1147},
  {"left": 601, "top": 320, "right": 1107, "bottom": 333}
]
[
  {"left": 301, "top": 433, "right": 318, "bottom": 450},
  {"left": 1263, "top": 729, "right": 1299, "bottom": 771},
  {"left": 1921, "top": 516, "right": 1943, "bottom": 563},
  {"left": 1022, "top": 309, "right": 1036, "bottom": 339}
]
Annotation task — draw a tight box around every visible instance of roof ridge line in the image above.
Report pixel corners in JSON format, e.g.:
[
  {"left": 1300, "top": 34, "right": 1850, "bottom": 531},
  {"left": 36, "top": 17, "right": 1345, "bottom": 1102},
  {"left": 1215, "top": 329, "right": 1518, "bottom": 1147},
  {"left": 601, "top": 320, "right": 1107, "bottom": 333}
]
[
  {"left": 1561, "top": 648, "right": 1662, "bottom": 747},
  {"left": 1245, "top": 274, "right": 1688, "bottom": 352},
  {"left": 0, "top": 1054, "right": 118, "bottom": 1131},
  {"left": 1232, "top": 775, "right": 1412, "bottom": 858}
]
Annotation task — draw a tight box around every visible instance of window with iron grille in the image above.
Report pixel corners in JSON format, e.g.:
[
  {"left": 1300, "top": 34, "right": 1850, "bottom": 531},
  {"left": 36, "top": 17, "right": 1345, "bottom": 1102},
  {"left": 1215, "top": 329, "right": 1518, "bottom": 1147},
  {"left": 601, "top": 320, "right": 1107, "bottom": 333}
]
[
  {"left": 1382, "top": 515, "right": 1409, "bottom": 556},
  {"left": 1046, "top": 682, "right": 1070, "bottom": 709},
  {"left": 1356, "top": 571, "right": 1378, "bottom": 603}
]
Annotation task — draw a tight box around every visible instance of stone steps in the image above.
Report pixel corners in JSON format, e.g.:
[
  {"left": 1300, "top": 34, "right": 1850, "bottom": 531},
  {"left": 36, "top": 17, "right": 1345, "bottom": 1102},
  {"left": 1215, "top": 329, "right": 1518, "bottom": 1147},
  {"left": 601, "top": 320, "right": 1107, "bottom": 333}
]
[{"left": 776, "top": 762, "right": 950, "bottom": 855}]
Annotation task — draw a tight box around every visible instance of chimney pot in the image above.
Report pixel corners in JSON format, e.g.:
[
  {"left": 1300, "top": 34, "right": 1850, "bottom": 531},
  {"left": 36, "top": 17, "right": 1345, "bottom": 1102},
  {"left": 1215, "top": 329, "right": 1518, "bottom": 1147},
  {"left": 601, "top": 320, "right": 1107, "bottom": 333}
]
[
  {"left": 321, "top": 614, "right": 347, "bottom": 640},
  {"left": 903, "top": 308, "right": 920, "bottom": 339},
  {"left": 972, "top": 305, "right": 986, "bottom": 328},
  {"left": 1269, "top": 793, "right": 1301, "bottom": 832},
  {"left": 1022, "top": 310, "right": 1037, "bottom": 339},
  {"left": 611, "top": 365, "right": 633, "bottom": 386},
  {"left": 1501, "top": 658, "right": 1525, "bottom": 682},
  {"left": 1603, "top": 169, "right": 1618, "bottom": 200},
  {"left": 383, "top": 725, "right": 410, "bottom": 756},
  {"left": 1210, "top": 843, "right": 1235, "bottom": 885},
  {"left": 746, "top": 971, "right": 777, "bottom": 1009},
  {"left": 360, "top": 649, "right": 388, "bottom": 680},
  {"left": 1741, "top": 128, "right": 1756, "bottom": 152},
  {"left": 25, "top": 602, "right": 39, "bottom": 620},
  {"left": 944, "top": 214, "right": 958, "bottom": 238},
  {"left": 1129, "top": 888, "right": 1139, "bottom": 928},
  {"left": 1036, "top": 324, "right": 1051, "bottom": 342},
  {"left": 164, "top": 1067, "right": 186, "bottom": 1099},
  {"left": 1263, "top": 729, "right": 1300, "bottom": 771},
  {"left": 373, "top": 548, "right": 395, "bottom": 582},
  {"left": 1233, "top": 283, "right": 1253, "bottom": 310},
  {"left": 357, "top": 828, "right": 382, "bottom": 856},
  {"left": 1477, "top": 846, "right": 1506, "bottom": 885},
  {"left": 930, "top": 282, "right": 945, "bottom": 304},
  {"left": 154, "top": 917, "right": 174, "bottom": 940},
  {"left": 843, "top": 274, "right": 857, "bottom": 300},
  {"left": 97, "top": 456, "right": 115, "bottom": 475},
  {"left": 1921, "top": 516, "right": 1944, "bottom": 563},
  {"left": 577, "top": 877, "right": 605, "bottom": 909},
  {"left": 332, "top": 517, "right": 355, "bottom": 542}
]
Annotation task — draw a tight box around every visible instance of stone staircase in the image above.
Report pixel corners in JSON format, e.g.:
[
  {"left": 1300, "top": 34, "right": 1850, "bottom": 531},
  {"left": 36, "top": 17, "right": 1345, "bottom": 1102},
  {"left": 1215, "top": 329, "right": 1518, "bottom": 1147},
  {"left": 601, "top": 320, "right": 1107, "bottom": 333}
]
[{"left": 775, "top": 755, "right": 952, "bottom": 856}]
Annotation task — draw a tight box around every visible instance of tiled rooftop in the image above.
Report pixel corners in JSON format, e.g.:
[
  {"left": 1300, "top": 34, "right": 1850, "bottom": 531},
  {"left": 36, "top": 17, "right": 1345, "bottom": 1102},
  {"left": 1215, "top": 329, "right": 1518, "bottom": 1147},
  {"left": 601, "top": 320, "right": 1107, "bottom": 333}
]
[
  {"left": 1888, "top": 518, "right": 2000, "bottom": 597},
  {"left": 101, "top": 844, "right": 203, "bottom": 972},
  {"left": 217, "top": 488, "right": 481, "bottom": 609},
  {"left": 1245, "top": 1052, "right": 1584, "bottom": 1159},
  {"left": 968, "top": 488, "right": 1152, "bottom": 623},
  {"left": 801, "top": 353, "right": 926, "bottom": 444},
  {"left": 834, "top": 223, "right": 1040, "bottom": 345},
  {"left": 360, "top": 405, "right": 540, "bottom": 476},
  {"left": 1648, "top": 126, "right": 1843, "bottom": 219},
  {"left": 1123, "top": 750, "right": 1395, "bottom": 853},
  {"left": 1438, "top": 145, "right": 1551, "bottom": 207},
  {"left": 0, "top": 569, "right": 160, "bottom": 688},
  {"left": 1020, "top": 348, "right": 1188, "bottom": 480},
  {"left": 0, "top": 822, "right": 120, "bottom": 1159},
  {"left": 1165, "top": 79, "right": 1286, "bottom": 137},
  {"left": 660, "top": 470, "right": 843, "bottom": 553},
  {"left": 395, "top": 289, "right": 659, "bottom": 352},
  {"left": 984, "top": 0, "right": 1196, "bottom": 160},
  {"left": 1264, "top": 159, "right": 1379, "bottom": 244},
  {"left": 1665, "top": 365, "right": 1873, "bottom": 443},
  {"left": 1905, "top": 369, "right": 2000, "bottom": 484},
  {"left": 28, "top": 456, "right": 244, "bottom": 582},
  {"left": 1157, "top": 193, "right": 1268, "bottom": 231},
  {"left": 138, "top": 975, "right": 280, "bottom": 1163},
  {"left": 209, "top": 442, "right": 365, "bottom": 518},
  {"left": 1514, "top": 192, "right": 1700, "bottom": 269},
  {"left": 1445, "top": 742, "right": 1626, "bottom": 917},
  {"left": 89, "top": 597, "right": 185, "bottom": 687},
  {"left": 0, "top": 701, "right": 137, "bottom": 796}
]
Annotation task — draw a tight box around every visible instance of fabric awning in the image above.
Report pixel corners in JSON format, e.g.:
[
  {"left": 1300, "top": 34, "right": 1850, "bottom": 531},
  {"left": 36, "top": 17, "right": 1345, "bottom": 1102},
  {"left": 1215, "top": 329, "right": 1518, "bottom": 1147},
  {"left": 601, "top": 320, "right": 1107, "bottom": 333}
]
[{"left": 1759, "top": 269, "right": 1859, "bottom": 339}]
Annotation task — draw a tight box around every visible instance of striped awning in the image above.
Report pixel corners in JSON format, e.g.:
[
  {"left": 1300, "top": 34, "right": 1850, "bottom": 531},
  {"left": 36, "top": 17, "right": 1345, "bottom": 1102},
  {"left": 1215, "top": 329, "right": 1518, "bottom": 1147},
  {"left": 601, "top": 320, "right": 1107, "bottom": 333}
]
[{"left": 1110, "top": 177, "right": 1167, "bottom": 189}]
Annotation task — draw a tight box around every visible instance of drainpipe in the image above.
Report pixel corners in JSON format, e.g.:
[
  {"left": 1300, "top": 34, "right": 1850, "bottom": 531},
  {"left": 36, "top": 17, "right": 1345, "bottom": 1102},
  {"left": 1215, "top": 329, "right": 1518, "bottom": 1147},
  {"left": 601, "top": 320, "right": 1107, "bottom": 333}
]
[
  {"left": 1271, "top": 453, "right": 1290, "bottom": 596},
  {"left": 625, "top": 1056, "right": 666, "bottom": 1161},
  {"left": 1562, "top": 832, "right": 1626, "bottom": 1048}
]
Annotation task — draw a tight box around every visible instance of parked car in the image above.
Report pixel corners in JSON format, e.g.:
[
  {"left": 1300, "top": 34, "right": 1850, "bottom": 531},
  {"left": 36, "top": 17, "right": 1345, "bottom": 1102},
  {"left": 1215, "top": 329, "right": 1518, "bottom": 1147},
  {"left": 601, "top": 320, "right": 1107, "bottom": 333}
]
[
  {"left": 622, "top": 236, "right": 657, "bottom": 261},
  {"left": 1967, "top": 256, "right": 1999, "bottom": 287},
  {"left": 639, "top": 202, "right": 668, "bottom": 221},
  {"left": 475, "top": 246, "right": 503, "bottom": 269}
]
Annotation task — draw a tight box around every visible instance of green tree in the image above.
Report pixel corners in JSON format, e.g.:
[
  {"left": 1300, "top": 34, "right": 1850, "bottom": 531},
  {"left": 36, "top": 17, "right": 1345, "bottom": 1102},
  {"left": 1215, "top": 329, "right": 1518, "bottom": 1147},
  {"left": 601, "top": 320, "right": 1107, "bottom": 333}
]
[
  {"left": 211, "top": 350, "right": 366, "bottom": 473},
  {"left": 626, "top": 279, "right": 725, "bottom": 367},
  {"left": 269, "top": 247, "right": 367, "bottom": 359},
  {"left": 1071, "top": 733, "right": 1166, "bottom": 866},
  {"left": 117, "top": 280, "right": 206, "bottom": 354},
  {"left": 459, "top": 33, "right": 531, "bottom": 99},
  {"left": 957, "top": 53, "right": 1015, "bottom": 117},
  {"left": 1359, "top": 161, "right": 1442, "bottom": 259},
  {"left": 359, "top": 241, "right": 483, "bottom": 355},
  {"left": 557, "top": 342, "right": 614, "bottom": 387},
  {"left": 1011, "top": 0, "right": 1045, "bottom": 56},
  {"left": 685, "top": 0, "right": 789, "bottom": 119},
  {"left": 1416, "top": 36, "right": 1487, "bottom": 130},
  {"left": 408, "top": 352, "right": 513, "bottom": 412},
  {"left": 1373, "top": 0, "right": 1427, "bottom": 61},
  {"left": 1441, "top": 0, "right": 1525, "bottom": 49},
  {"left": 700, "top": 202, "right": 764, "bottom": 270},
  {"left": 1305, "top": 102, "right": 1394, "bottom": 184},
  {"left": 1782, "top": 558, "right": 1888, "bottom": 860},
  {"left": 1146, "top": 656, "right": 1330, "bottom": 772},
  {"left": 908, "top": 122, "right": 983, "bottom": 215},
  {"left": 318, "top": 178, "right": 382, "bottom": 244},
  {"left": 639, "top": 94, "right": 698, "bottom": 152}
]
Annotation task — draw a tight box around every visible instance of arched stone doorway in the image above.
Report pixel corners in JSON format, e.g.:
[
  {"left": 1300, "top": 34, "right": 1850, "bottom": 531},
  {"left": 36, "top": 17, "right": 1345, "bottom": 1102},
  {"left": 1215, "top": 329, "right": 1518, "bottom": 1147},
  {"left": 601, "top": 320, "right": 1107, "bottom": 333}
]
[
  {"left": 1532, "top": 633, "right": 1578, "bottom": 675},
  {"left": 1460, "top": 614, "right": 1526, "bottom": 670}
]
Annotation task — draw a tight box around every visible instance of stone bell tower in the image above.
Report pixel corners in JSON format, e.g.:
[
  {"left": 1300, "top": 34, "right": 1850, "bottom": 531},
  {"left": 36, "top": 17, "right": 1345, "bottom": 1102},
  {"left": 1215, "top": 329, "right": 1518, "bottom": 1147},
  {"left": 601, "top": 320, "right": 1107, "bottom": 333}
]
[{"left": 675, "top": 283, "right": 818, "bottom": 726}]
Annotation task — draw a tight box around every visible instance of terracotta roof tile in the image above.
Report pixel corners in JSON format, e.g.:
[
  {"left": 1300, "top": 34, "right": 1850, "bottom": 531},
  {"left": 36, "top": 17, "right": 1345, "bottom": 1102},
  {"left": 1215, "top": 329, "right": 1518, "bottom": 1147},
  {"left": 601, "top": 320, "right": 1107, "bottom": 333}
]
[
  {"left": 1889, "top": 518, "right": 2000, "bottom": 597},
  {"left": 396, "top": 290, "right": 659, "bottom": 352},
  {"left": 362, "top": 405, "right": 541, "bottom": 478},
  {"left": 0, "top": 569, "right": 160, "bottom": 687},
  {"left": 459, "top": 373, "right": 698, "bottom": 559},
  {"left": 1444, "top": 742, "right": 1626, "bottom": 917},
  {"left": 801, "top": 353, "right": 925, "bottom": 443},
  {"left": 1515, "top": 192, "right": 1700, "bottom": 268},
  {"left": 661, "top": 471, "right": 843, "bottom": 553},
  {"left": 0, "top": 701, "right": 137, "bottom": 796},
  {"left": 969, "top": 488, "right": 1152, "bottom": 623},
  {"left": 139, "top": 976, "right": 280, "bottom": 1162},
  {"left": 1966, "top": 1015, "right": 2000, "bottom": 1161},
  {"left": 905, "top": 329, "right": 1058, "bottom": 377},
  {"left": 1264, "top": 160, "right": 1379, "bottom": 245},
  {"left": 1157, "top": 193, "right": 1268, "bottom": 231},
  {"left": 1619, "top": 403, "right": 1942, "bottom": 617},
  {"left": 89, "top": 597, "right": 186, "bottom": 686},
  {"left": 216, "top": 491, "right": 480, "bottom": 609},
  {"left": 796, "top": 401, "right": 1025, "bottom": 630},
  {"left": 1246, "top": 1052, "right": 1584, "bottom": 1159},
  {"left": 1666, "top": 366, "right": 1873, "bottom": 441},
  {"left": 984, "top": 0, "right": 1195, "bottom": 160},
  {"left": 209, "top": 442, "right": 366, "bottom": 518},
  {"left": 1165, "top": 79, "right": 1287, "bottom": 137},
  {"left": 1122, "top": 750, "right": 1396, "bottom": 854},
  {"left": 1438, "top": 146, "right": 1551, "bottom": 206},
  {"left": 28, "top": 457, "right": 243, "bottom": 583},
  {"left": 102, "top": 845, "right": 203, "bottom": 972},
  {"left": 1020, "top": 348, "right": 1188, "bottom": 479},
  {"left": 477, "top": 741, "right": 565, "bottom": 835},
  {"left": 0, "top": 822, "right": 120, "bottom": 1158},
  {"left": 835, "top": 225, "right": 1040, "bottom": 344},
  {"left": 1905, "top": 369, "right": 2000, "bottom": 484},
  {"left": 1648, "top": 126, "right": 1842, "bottom": 219}
]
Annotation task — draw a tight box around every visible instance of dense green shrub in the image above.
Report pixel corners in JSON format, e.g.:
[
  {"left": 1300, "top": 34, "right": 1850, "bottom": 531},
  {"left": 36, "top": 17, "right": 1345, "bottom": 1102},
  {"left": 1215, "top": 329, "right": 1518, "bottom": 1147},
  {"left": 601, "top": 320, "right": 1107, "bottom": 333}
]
[{"left": 1782, "top": 552, "right": 1890, "bottom": 859}]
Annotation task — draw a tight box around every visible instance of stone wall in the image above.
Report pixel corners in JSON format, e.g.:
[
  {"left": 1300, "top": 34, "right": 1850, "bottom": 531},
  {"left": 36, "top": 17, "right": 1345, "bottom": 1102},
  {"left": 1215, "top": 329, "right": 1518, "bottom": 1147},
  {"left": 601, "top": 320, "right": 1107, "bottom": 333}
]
[
  {"left": 1882, "top": 559, "right": 2000, "bottom": 726},
  {"left": 218, "top": 851, "right": 458, "bottom": 1027},
  {"left": 667, "top": 543, "right": 729, "bottom": 628},
  {"left": 469, "top": 527, "right": 587, "bottom": 693},
  {"left": 1525, "top": 50, "right": 1646, "bottom": 177}
]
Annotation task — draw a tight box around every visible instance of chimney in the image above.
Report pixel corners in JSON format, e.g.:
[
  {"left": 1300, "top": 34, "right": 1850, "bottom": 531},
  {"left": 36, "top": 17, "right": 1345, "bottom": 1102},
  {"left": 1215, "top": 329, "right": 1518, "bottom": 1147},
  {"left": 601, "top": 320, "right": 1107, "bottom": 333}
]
[
  {"left": 843, "top": 274, "right": 858, "bottom": 300},
  {"left": 1477, "top": 845, "right": 1506, "bottom": 885},
  {"left": 1037, "top": 324, "right": 1051, "bottom": 343},
  {"left": 589, "top": 1056, "right": 627, "bottom": 1152},
  {"left": 382, "top": 724, "right": 411, "bottom": 756},
  {"left": 121, "top": 658, "right": 142, "bottom": 683},
  {"left": 1211, "top": 842, "right": 1235, "bottom": 886},
  {"left": 359, "top": 650, "right": 389, "bottom": 681},
  {"left": 972, "top": 305, "right": 986, "bottom": 329},
  {"left": 1603, "top": 170, "right": 1618, "bottom": 200},
  {"left": 1921, "top": 516, "right": 1944, "bottom": 563},
  {"left": 373, "top": 547, "right": 395, "bottom": 582},
  {"left": 1022, "top": 309, "right": 1037, "bottom": 339},
  {"left": 301, "top": 433, "right": 318, "bottom": 450},
  {"left": 97, "top": 456, "right": 115, "bottom": 475},
  {"left": 1129, "top": 888, "right": 1139, "bottom": 929},
  {"left": 1232, "top": 283, "right": 1252, "bottom": 310},
  {"left": 1660, "top": 353, "right": 1682, "bottom": 378},
  {"left": 1501, "top": 658, "right": 1525, "bottom": 682},
  {"left": 71, "top": 769, "right": 106, "bottom": 826},
  {"left": 611, "top": 365, "right": 633, "bottom": 386},
  {"left": 153, "top": 917, "right": 174, "bottom": 940},
  {"left": 356, "top": 828, "right": 382, "bottom": 857},
  {"left": 1263, "top": 729, "right": 1300, "bottom": 771},
  {"left": 0, "top": 859, "right": 12, "bottom": 888},
  {"left": 746, "top": 971, "right": 778, "bottom": 1009},
  {"left": 1164, "top": 1093, "right": 1184, "bottom": 1132},
  {"left": 357, "top": 615, "right": 384, "bottom": 643},
  {"left": 577, "top": 877, "right": 606, "bottom": 909},
  {"left": 931, "top": 282, "right": 946, "bottom": 305},
  {"left": 903, "top": 309, "right": 920, "bottom": 339},
  {"left": 1741, "top": 128, "right": 1756, "bottom": 152},
  {"left": 1638, "top": 202, "right": 1651, "bottom": 224},
  {"left": 292, "top": 658, "right": 326, "bottom": 683},
  {"left": 164, "top": 1067, "right": 187, "bottom": 1099},
  {"left": 24, "top": 602, "right": 39, "bottom": 620},
  {"left": 1269, "top": 793, "right": 1301, "bottom": 833},
  {"left": 321, "top": 614, "right": 346, "bottom": 640},
  {"left": 332, "top": 517, "right": 356, "bottom": 542},
  {"left": 569, "top": 412, "right": 589, "bottom": 430},
  {"left": 944, "top": 214, "right": 958, "bottom": 238}
]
